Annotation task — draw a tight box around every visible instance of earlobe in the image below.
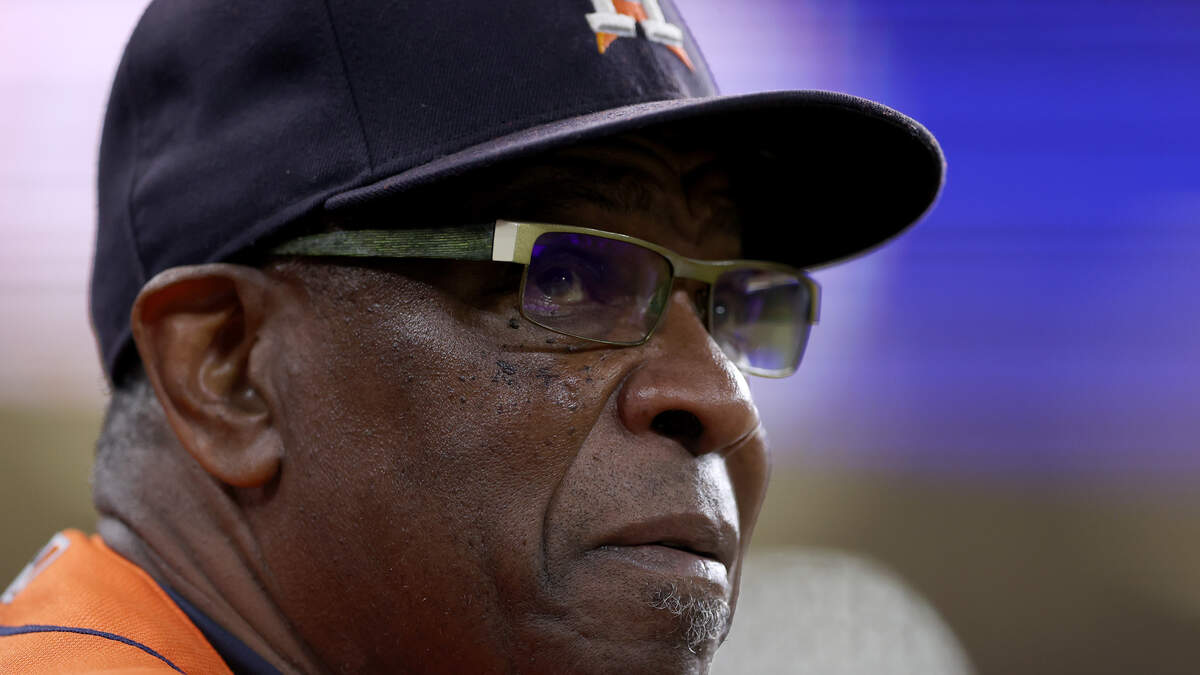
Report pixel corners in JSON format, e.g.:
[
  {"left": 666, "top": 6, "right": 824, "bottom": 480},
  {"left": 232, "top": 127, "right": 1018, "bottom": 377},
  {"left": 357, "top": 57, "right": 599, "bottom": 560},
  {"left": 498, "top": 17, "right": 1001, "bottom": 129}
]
[{"left": 131, "top": 264, "right": 284, "bottom": 488}]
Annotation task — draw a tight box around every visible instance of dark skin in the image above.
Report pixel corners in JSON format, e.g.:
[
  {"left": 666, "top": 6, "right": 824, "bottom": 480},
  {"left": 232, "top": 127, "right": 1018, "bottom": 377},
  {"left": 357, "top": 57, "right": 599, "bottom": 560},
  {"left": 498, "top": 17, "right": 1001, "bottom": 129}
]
[{"left": 104, "top": 135, "right": 770, "bottom": 674}]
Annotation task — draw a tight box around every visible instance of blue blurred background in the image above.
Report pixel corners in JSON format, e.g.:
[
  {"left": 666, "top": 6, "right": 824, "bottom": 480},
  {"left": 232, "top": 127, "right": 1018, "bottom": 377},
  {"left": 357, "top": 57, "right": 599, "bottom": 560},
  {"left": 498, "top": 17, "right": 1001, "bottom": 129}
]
[
  {"left": 687, "top": 0, "right": 1200, "bottom": 479},
  {"left": 2, "top": 1, "right": 1198, "bottom": 673}
]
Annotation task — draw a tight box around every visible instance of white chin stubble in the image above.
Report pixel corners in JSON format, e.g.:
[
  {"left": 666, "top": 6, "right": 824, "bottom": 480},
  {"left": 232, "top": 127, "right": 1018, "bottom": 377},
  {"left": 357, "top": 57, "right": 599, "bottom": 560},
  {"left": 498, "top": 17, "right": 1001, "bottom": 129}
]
[{"left": 647, "top": 580, "right": 731, "bottom": 655}]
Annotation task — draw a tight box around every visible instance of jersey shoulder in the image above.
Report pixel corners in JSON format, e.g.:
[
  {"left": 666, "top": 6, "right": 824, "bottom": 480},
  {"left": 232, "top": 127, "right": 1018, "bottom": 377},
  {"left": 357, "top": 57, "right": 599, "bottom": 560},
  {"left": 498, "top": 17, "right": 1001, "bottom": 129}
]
[{"left": 0, "top": 530, "right": 231, "bottom": 674}]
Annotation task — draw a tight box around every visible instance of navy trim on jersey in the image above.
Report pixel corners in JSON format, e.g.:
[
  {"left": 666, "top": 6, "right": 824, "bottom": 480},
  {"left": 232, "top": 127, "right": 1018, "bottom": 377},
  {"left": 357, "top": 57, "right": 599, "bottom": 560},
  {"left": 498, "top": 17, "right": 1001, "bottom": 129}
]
[
  {"left": 0, "top": 623, "right": 186, "bottom": 673},
  {"left": 161, "top": 585, "right": 282, "bottom": 675}
]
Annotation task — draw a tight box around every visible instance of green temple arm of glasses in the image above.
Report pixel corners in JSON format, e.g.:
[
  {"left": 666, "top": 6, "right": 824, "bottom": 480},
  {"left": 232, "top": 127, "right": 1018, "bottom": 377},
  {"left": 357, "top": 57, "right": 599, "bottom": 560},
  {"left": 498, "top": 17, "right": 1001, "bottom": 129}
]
[
  {"left": 272, "top": 220, "right": 820, "bottom": 322},
  {"left": 267, "top": 221, "right": 586, "bottom": 265},
  {"left": 271, "top": 223, "right": 498, "bottom": 261}
]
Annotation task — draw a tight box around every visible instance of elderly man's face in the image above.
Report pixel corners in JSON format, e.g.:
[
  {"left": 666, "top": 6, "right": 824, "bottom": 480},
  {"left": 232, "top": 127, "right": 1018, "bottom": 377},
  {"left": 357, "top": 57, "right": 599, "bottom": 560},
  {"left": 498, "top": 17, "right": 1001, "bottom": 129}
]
[{"left": 257, "top": 138, "right": 770, "bottom": 673}]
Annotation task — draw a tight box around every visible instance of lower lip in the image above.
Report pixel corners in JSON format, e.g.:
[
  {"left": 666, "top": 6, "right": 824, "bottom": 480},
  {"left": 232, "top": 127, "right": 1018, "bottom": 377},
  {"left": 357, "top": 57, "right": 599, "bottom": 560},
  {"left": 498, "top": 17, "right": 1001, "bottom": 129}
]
[{"left": 592, "top": 544, "right": 729, "bottom": 586}]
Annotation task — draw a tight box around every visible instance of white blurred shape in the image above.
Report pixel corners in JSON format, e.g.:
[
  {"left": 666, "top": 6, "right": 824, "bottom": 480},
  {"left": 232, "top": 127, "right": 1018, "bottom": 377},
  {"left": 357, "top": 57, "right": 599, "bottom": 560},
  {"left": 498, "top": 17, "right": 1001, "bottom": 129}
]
[{"left": 712, "top": 548, "right": 973, "bottom": 675}]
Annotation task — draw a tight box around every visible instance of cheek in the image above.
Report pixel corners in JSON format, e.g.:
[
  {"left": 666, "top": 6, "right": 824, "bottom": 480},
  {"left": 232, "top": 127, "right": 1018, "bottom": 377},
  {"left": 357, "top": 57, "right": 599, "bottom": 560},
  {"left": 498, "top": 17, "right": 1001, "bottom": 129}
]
[{"left": 265, "top": 280, "right": 627, "bottom": 623}]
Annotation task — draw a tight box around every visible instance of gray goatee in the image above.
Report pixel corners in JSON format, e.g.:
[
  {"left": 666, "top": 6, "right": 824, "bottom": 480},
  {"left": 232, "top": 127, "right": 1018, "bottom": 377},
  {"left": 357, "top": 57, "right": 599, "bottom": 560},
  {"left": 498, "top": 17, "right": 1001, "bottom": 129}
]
[{"left": 648, "top": 582, "right": 731, "bottom": 654}]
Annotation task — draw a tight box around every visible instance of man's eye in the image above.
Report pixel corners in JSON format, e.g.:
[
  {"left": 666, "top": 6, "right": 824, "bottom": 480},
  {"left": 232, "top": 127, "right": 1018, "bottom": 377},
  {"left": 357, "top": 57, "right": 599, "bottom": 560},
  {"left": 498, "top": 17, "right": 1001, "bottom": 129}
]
[{"left": 534, "top": 266, "right": 587, "bottom": 304}]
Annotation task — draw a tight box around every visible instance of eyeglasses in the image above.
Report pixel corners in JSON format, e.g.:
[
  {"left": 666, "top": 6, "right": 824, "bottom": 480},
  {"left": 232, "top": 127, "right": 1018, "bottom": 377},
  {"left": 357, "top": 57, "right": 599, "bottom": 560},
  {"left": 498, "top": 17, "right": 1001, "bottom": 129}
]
[{"left": 272, "top": 220, "right": 820, "bottom": 377}]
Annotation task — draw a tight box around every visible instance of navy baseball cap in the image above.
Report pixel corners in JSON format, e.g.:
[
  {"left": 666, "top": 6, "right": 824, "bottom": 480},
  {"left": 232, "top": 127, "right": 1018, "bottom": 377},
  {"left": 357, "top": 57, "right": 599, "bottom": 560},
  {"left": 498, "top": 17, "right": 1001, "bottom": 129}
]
[{"left": 92, "top": 0, "right": 944, "bottom": 383}]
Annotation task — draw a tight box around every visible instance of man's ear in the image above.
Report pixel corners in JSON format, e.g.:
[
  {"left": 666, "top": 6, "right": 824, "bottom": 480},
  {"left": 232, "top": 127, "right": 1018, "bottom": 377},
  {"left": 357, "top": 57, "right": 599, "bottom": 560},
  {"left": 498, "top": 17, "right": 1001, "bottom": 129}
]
[{"left": 131, "top": 263, "right": 283, "bottom": 488}]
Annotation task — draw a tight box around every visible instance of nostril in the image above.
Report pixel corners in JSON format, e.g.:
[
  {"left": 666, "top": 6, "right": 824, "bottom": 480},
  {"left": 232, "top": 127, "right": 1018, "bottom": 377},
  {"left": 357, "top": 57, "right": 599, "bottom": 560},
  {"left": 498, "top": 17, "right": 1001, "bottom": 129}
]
[{"left": 650, "top": 409, "right": 703, "bottom": 445}]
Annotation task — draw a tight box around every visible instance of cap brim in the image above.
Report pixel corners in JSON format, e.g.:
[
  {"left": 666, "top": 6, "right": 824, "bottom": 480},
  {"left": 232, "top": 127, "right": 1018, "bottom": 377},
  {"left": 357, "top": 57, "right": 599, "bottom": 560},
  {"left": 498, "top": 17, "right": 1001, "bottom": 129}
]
[{"left": 327, "top": 90, "right": 945, "bottom": 269}]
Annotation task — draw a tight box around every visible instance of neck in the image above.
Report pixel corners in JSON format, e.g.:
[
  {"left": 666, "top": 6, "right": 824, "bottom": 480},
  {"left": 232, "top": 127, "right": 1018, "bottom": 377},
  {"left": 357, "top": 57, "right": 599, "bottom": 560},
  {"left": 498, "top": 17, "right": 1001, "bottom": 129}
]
[{"left": 93, "top": 443, "right": 325, "bottom": 674}]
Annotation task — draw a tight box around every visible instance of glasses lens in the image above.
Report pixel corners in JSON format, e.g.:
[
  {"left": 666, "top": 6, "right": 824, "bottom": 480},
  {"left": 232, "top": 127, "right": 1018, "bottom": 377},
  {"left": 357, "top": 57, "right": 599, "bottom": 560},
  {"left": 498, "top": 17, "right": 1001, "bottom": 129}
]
[
  {"left": 711, "top": 268, "right": 813, "bottom": 376},
  {"left": 522, "top": 232, "right": 672, "bottom": 344}
]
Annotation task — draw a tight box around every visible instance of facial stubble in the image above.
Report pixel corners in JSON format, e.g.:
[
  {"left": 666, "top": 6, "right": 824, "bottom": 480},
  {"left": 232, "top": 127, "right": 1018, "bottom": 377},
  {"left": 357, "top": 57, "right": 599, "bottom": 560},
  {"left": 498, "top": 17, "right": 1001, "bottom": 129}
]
[{"left": 646, "top": 581, "right": 731, "bottom": 655}]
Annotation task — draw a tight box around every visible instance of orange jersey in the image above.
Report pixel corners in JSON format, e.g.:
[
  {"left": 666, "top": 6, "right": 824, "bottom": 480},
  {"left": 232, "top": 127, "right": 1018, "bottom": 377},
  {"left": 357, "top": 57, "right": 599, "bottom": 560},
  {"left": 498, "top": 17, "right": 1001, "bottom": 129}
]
[{"left": 0, "top": 530, "right": 233, "bottom": 673}]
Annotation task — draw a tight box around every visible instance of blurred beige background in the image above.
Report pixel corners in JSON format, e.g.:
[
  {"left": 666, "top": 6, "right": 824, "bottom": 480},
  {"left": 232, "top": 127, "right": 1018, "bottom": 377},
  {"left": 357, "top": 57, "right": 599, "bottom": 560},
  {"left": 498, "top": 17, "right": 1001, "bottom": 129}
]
[{"left": 3, "top": 2, "right": 1200, "bottom": 674}]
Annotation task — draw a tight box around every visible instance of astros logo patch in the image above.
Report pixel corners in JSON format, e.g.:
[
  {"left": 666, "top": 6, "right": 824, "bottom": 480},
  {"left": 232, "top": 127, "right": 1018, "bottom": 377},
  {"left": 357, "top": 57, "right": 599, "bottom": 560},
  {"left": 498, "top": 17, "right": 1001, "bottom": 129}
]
[
  {"left": 1, "top": 532, "right": 70, "bottom": 604},
  {"left": 585, "top": 0, "right": 695, "bottom": 71}
]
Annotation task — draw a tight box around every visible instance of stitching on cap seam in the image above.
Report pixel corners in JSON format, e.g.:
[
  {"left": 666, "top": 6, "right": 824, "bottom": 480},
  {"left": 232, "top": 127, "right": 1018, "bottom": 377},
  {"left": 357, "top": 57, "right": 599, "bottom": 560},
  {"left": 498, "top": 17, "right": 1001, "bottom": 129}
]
[
  {"left": 665, "top": 9, "right": 718, "bottom": 94},
  {"left": 320, "top": 0, "right": 375, "bottom": 172},
  {"left": 119, "top": 53, "right": 148, "bottom": 285}
]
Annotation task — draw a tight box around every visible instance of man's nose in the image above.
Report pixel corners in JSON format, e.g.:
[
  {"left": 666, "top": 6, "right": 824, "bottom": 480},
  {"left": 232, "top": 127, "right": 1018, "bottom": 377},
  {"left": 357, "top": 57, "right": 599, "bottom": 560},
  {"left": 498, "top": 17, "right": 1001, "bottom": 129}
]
[{"left": 616, "top": 289, "right": 761, "bottom": 457}]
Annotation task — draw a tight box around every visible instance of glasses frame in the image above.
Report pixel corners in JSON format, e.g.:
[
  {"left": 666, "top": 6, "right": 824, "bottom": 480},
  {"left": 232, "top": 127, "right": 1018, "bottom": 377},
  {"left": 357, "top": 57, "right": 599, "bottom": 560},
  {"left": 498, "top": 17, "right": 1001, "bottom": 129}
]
[{"left": 272, "top": 219, "right": 821, "bottom": 377}]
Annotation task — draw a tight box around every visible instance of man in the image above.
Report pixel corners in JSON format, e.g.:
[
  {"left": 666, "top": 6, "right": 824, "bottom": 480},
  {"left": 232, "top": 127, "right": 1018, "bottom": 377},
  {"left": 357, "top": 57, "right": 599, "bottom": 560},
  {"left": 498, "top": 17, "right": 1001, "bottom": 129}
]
[{"left": 1, "top": 1, "right": 942, "bottom": 673}]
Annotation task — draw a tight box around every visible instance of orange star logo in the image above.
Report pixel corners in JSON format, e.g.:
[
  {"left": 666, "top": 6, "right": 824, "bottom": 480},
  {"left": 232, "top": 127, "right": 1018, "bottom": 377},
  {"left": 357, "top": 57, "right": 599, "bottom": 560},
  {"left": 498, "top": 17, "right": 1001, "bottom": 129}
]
[{"left": 586, "top": 0, "right": 695, "bottom": 71}]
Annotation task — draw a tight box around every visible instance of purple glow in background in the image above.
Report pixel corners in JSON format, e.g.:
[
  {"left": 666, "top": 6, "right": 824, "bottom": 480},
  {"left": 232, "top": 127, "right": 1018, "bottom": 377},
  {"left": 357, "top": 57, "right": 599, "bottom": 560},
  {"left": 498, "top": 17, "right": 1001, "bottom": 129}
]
[
  {"left": 2, "top": 1, "right": 1198, "bottom": 480},
  {"left": 689, "top": 0, "right": 1200, "bottom": 480}
]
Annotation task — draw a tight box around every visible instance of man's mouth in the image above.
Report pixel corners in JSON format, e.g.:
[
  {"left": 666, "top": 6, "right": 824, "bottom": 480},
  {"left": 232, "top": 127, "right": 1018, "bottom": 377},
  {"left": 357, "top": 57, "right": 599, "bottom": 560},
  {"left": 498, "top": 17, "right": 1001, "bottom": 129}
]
[
  {"left": 590, "top": 514, "right": 737, "bottom": 586},
  {"left": 595, "top": 543, "right": 727, "bottom": 584},
  {"left": 651, "top": 540, "right": 722, "bottom": 561}
]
